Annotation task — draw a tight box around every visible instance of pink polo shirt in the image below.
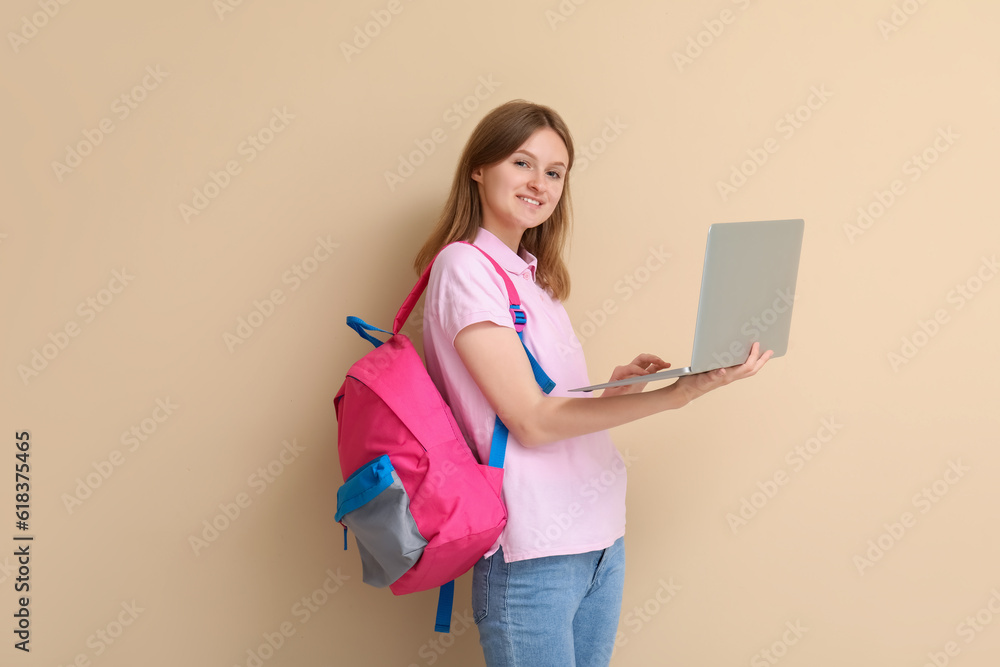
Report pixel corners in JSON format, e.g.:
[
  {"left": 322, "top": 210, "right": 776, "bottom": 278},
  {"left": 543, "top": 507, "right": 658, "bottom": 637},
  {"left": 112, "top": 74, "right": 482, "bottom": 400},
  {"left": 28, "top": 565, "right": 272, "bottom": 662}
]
[{"left": 422, "top": 227, "right": 627, "bottom": 563}]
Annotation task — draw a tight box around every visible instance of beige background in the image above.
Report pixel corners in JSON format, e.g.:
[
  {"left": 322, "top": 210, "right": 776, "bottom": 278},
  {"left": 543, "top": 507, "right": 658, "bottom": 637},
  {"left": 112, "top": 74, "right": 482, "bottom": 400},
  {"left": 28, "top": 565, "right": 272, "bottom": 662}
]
[{"left": 3, "top": 0, "right": 999, "bottom": 665}]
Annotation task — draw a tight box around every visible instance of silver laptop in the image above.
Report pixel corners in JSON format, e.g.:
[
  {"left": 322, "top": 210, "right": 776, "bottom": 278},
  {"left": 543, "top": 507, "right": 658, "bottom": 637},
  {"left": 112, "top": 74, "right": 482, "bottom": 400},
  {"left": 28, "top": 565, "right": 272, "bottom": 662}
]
[{"left": 570, "top": 219, "right": 804, "bottom": 392}]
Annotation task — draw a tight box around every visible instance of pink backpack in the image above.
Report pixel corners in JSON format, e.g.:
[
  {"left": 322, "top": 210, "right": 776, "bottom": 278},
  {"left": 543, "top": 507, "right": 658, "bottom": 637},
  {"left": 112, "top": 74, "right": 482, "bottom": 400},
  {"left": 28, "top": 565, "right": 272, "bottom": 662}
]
[{"left": 334, "top": 242, "right": 553, "bottom": 632}]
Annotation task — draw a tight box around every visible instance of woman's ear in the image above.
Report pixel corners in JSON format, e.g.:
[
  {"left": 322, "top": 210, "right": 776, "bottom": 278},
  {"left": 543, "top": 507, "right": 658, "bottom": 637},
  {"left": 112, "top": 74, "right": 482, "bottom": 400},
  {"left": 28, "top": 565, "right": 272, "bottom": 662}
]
[{"left": 471, "top": 166, "right": 483, "bottom": 184}]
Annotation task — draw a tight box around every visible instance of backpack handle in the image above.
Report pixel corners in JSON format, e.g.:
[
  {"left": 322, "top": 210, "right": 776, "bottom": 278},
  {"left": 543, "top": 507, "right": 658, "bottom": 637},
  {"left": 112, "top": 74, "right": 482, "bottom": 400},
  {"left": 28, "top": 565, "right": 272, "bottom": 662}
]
[{"left": 346, "top": 316, "right": 392, "bottom": 349}]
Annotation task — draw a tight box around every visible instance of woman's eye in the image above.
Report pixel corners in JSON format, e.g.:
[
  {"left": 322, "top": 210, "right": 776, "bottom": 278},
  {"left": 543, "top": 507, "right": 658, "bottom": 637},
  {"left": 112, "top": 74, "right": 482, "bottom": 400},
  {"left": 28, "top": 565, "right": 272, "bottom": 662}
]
[
  {"left": 514, "top": 159, "right": 529, "bottom": 168},
  {"left": 547, "top": 171, "right": 562, "bottom": 179}
]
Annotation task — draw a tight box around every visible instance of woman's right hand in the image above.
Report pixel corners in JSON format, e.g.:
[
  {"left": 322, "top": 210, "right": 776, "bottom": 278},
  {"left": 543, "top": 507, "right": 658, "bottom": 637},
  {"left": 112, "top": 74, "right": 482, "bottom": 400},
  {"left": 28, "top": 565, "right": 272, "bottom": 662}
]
[
  {"left": 671, "top": 341, "right": 773, "bottom": 404},
  {"left": 600, "top": 353, "right": 672, "bottom": 397}
]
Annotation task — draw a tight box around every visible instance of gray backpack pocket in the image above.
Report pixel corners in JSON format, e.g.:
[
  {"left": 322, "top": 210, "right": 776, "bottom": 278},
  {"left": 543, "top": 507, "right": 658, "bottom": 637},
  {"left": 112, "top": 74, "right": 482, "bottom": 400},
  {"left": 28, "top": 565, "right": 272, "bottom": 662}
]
[{"left": 336, "top": 454, "right": 428, "bottom": 587}]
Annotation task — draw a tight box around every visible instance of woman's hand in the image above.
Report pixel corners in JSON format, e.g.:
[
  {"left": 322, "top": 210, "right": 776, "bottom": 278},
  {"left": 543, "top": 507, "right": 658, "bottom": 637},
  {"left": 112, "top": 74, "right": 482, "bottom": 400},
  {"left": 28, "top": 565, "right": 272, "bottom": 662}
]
[
  {"left": 672, "top": 341, "right": 773, "bottom": 404},
  {"left": 600, "top": 353, "right": 672, "bottom": 397}
]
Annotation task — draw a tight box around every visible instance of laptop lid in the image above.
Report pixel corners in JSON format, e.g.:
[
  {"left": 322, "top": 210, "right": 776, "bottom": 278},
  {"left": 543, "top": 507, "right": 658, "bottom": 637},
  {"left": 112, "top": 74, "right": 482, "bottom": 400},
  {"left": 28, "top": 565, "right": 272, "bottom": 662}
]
[
  {"left": 568, "top": 218, "right": 804, "bottom": 392},
  {"left": 688, "top": 218, "right": 804, "bottom": 373}
]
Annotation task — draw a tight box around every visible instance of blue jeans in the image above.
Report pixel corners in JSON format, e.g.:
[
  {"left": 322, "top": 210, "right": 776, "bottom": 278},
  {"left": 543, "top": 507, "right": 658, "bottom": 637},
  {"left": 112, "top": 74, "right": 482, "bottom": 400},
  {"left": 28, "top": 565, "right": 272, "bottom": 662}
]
[{"left": 472, "top": 537, "right": 626, "bottom": 667}]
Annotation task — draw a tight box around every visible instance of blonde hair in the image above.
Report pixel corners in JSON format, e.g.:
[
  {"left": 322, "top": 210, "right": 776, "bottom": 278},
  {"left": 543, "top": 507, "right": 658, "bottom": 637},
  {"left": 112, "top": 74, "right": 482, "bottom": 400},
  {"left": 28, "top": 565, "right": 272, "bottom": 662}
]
[{"left": 413, "top": 100, "right": 574, "bottom": 301}]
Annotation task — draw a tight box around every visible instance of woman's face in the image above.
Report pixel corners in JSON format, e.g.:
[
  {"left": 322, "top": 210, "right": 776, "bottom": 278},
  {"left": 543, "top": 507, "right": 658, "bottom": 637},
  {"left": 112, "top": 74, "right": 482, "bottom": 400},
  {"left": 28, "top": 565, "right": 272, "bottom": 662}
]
[{"left": 471, "top": 127, "right": 569, "bottom": 248}]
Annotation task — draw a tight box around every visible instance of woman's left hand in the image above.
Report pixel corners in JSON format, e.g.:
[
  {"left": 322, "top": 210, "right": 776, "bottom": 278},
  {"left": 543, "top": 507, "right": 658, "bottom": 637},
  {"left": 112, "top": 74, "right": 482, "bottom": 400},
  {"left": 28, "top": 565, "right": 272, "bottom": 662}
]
[{"left": 600, "top": 353, "right": 672, "bottom": 397}]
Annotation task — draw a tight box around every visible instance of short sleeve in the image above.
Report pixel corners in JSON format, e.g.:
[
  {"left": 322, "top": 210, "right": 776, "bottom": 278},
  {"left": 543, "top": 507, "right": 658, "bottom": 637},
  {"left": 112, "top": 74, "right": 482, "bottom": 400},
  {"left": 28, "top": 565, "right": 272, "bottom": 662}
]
[{"left": 426, "top": 243, "right": 513, "bottom": 345}]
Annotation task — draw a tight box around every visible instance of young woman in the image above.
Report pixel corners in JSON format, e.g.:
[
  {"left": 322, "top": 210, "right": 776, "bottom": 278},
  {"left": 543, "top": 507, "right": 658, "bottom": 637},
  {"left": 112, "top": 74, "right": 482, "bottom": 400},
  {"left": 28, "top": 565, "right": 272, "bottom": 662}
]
[{"left": 415, "top": 100, "right": 771, "bottom": 667}]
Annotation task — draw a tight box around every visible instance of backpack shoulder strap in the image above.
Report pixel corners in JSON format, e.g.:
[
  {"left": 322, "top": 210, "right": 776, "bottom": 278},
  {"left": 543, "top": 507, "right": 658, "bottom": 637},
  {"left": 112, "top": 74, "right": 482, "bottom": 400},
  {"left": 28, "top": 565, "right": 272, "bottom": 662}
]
[
  {"left": 459, "top": 242, "right": 526, "bottom": 334},
  {"left": 393, "top": 258, "right": 435, "bottom": 335},
  {"left": 363, "top": 240, "right": 552, "bottom": 393},
  {"left": 460, "top": 243, "right": 554, "bottom": 393},
  {"left": 392, "top": 240, "right": 523, "bottom": 334}
]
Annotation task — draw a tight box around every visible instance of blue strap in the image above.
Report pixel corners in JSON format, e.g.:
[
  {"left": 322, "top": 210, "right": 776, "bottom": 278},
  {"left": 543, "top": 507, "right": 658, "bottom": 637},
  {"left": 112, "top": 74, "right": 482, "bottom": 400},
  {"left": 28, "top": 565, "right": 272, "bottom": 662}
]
[
  {"left": 434, "top": 580, "right": 455, "bottom": 633},
  {"left": 518, "top": 333, "right": 555, "bottom": 394},
  {"left": 489, "top": 417, "right": 510, "bottom": 468},
  {"left": 486, "top": 335, "right": 554, "bottom": 471},
  {"left": 346, "top": 316, "right": 392, "bottom": 349}
]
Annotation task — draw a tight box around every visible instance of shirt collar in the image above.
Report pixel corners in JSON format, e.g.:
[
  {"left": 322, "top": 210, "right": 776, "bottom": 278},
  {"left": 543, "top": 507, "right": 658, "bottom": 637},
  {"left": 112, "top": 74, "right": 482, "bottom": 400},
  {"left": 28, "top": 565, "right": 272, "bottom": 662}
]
[{"left": 473, "top": 227, "right": 538, "bottom": 282}]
